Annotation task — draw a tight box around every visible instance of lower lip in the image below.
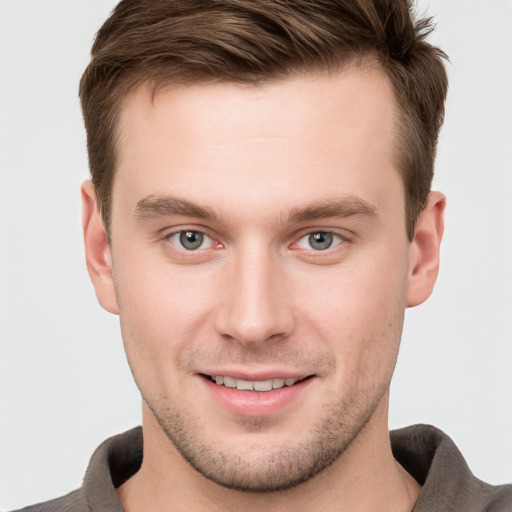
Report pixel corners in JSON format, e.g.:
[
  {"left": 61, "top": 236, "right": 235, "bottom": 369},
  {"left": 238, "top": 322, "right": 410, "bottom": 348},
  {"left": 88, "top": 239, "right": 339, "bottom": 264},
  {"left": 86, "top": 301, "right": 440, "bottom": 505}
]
[{"left": 200, "top": 376, "right": 313, "bottom": 417}]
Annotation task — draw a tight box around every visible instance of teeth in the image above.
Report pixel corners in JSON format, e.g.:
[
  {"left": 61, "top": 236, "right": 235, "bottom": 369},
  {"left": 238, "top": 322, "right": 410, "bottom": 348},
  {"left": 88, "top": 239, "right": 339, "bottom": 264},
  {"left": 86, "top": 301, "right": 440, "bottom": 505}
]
[
  {"left": 253, "top": 380, "right": 273, "bottom": 391},
  {"left": 223, "top": 376, "right": 237, "bottom": 388},
  {"left": 272, "top": 378, "right": 285, "bottom": 388},
  {"left": 210, "top": 375, "right": 300, "bottom": 391},
  {"left": 236, "top": 379, "right": 253, "bottom": 391}
]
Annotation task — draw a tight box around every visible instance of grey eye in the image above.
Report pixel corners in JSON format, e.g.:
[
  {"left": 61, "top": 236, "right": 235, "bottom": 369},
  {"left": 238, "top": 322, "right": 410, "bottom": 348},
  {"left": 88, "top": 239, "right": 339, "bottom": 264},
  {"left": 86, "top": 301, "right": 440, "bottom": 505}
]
[
  {"left": 178, "top": 231, "right": 205, "bottom": 250},
  {"left": 308, "top": 232, "right": 333, "bottom": 250},
  {"left": 296, "top": 231, "right": 344, "bottom": 251}
]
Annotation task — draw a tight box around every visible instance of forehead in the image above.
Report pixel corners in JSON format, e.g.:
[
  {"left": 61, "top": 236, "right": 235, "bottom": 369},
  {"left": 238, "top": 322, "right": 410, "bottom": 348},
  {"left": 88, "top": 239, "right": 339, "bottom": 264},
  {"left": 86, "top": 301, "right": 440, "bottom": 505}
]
[
  {"left": 113, "top": 65, "right": 401, "bottom": 221},
  {"left": 118, "top": 63, "right": 396, "bottom": 145}
]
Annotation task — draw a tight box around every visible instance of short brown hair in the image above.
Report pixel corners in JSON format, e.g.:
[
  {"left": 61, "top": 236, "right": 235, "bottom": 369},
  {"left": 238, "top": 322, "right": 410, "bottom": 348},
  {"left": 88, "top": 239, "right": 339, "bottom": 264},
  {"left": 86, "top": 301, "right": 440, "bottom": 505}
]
[{"left": 79, "top": 0, "right": 448, "bottom": 240}]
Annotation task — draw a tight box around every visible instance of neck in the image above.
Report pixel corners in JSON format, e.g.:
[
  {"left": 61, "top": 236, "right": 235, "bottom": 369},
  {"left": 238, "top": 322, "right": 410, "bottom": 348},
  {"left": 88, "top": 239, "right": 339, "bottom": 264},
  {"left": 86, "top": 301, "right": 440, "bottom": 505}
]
[{"left": 117, "top": 398, "right": 420, "bottom": 512}]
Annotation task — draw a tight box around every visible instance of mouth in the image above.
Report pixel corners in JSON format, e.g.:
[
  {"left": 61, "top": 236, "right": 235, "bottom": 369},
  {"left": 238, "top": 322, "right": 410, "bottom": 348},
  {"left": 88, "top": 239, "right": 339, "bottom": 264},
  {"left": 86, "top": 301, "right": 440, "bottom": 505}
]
[
  {"left": 200, "top": 372, "right": 315, "bottom": 416},
  {"left": 202, "top": 374, "right": 311, "bottom": 392}
]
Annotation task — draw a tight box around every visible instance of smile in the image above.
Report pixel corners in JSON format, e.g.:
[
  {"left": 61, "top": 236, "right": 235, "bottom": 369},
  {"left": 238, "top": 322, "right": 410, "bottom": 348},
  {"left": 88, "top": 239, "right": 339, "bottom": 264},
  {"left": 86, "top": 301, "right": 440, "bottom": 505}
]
[
  {"left": 205, "top": 375, "right": 305, "bottom": 392},
  {"left": 201, "top": 373, "right": 314, "bottom": 416}
]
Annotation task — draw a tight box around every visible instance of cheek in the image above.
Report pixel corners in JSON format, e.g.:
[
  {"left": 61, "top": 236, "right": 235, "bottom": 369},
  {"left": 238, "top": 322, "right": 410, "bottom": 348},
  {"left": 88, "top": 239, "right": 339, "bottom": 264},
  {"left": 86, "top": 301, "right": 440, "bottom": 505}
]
[
  {"left": 112, "top": 252, "right": 220, "bottom": 363},
  {"left": 293, "top": 251, "right": 408, "bottom": 371},
  {"left": 114, "top": 263, "right": 223, "bottom": 403}
]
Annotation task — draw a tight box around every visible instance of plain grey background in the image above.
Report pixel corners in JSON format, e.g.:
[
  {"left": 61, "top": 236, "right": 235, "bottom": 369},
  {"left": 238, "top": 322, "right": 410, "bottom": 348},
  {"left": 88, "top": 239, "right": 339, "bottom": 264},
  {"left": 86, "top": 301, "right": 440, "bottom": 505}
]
[{"left": 1, "top": 1, "right": 511, "bottom": 509}]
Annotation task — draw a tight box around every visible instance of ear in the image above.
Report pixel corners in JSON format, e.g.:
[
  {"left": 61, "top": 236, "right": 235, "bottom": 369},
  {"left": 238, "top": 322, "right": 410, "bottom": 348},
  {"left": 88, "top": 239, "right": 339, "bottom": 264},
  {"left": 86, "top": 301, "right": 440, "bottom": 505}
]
[
  {"left": 81, "top": 181, "right": 119, "bottom": 314},
  {"left": 406, "top": 191, "right": 446, "bottom": 307}
]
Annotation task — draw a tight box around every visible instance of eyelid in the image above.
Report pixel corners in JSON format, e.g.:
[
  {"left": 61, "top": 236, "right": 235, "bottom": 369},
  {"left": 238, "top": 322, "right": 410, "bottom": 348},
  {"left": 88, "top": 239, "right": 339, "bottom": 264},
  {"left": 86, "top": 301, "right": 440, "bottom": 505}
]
[
  {"left": 170, "top": 231, "right": 212, "bottom": 250},
  {"left": 161, "top": 226, "right": 223, "bottom": 250},
  {"left": 290, "top": 229, "right": 348, "bottom": 251},
  {"left": 159, "top": 225, "right": 350, "bottom": 253}
]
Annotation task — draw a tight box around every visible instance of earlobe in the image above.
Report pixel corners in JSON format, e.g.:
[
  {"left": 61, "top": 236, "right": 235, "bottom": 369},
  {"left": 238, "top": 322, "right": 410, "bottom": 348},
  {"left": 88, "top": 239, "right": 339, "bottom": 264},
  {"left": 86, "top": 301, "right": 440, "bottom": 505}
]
[
  {"left": 406, "top": 191, "right": 446, "bottom": 308},
  {"left": 81, "top": 181, "right": 119, "bottom": 314}
]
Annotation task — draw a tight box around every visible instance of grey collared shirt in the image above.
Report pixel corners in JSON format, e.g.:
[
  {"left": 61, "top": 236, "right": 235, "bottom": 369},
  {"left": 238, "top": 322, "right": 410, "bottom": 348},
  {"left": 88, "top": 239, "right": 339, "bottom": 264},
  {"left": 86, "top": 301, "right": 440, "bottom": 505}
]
[{"left": 13, "top": 424, "right": 512, "bottom": 511}]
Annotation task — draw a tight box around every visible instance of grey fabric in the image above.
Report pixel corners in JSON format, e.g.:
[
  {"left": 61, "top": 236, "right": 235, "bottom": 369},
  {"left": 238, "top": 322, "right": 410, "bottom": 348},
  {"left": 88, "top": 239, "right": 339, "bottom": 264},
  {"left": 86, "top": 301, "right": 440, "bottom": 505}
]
[
  {"left": 390, "top": 426, "right": 512, "bottom": 511},
  {"left": 13, "top": 428, "right": 142, "bottom": 512},
  {"left": 13, "top": 424, "right": 512, "bottom": 511}
]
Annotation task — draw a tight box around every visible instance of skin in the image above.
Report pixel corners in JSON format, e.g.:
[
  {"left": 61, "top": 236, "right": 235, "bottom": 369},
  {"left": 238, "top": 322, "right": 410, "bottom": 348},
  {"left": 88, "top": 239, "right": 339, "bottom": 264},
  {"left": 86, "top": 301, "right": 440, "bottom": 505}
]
[{"left": 82, "top": 63, "right": 445, "bottom": 512}]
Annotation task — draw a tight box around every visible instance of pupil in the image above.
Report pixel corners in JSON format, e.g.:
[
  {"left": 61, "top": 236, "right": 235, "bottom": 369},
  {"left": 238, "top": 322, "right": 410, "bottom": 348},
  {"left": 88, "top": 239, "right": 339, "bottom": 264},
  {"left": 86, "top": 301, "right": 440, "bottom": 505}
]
[
  {"left": 309, "top": 232, "right": 333, "bottom": 250},
  {"left": 180, "top": 231, "right": 203, "bottom": 250}
]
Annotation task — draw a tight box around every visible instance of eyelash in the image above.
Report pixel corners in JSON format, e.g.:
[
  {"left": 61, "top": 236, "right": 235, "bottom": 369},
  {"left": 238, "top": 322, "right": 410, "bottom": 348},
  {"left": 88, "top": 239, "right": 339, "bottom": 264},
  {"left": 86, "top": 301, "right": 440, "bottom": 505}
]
[
  {"left": 293, "top": 231, "right": 346, "bottom": 252},
  {"left": 164, "top": 229, "right": 220, "bottom": 252},
  {"left": 163, "top": 228, "right": 347, "bottom": 254}
]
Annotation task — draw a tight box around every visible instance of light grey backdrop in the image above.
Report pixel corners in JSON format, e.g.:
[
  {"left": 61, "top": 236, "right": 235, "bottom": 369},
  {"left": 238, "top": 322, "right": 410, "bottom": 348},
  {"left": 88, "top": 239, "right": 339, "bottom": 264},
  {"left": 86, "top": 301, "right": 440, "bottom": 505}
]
[{"left": 1, "top": 1, "right": 510, "bottom": 509}]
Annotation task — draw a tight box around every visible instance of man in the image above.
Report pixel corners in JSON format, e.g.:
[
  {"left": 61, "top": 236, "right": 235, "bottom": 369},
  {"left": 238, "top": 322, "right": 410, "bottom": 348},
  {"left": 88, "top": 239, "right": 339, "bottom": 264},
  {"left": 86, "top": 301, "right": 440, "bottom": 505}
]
[{"left": 11, "top": 1, "right": 511, "bottom": 511}]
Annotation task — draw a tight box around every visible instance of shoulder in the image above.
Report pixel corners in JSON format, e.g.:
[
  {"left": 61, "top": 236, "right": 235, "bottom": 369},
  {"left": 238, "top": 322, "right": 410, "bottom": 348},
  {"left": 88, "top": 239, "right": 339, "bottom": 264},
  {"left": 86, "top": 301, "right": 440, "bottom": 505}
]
[
  {"left": 9, "top": 427, "right": 142, "bottom": 512},
  {"left": 391, "top": 424, "right": 512, "bottom": 512},
  {"left": 9, "top": 489, "right": 89, "bottom": 512}
]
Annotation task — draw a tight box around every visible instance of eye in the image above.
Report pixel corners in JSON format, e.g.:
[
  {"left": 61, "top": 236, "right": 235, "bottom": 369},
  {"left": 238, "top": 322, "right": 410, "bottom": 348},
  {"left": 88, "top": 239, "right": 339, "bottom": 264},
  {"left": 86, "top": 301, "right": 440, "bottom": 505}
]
[
  {"left": 296, "top": 231, "right": 344, "bottom": 251},
  {"left": 168, "top": 230, "right": 213, "bottom": 250}
]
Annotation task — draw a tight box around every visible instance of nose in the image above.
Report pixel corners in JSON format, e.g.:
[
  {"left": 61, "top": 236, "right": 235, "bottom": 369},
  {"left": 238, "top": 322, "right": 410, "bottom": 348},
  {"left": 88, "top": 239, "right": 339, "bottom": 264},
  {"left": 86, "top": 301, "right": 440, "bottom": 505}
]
[{"left": 214, "top": 243, "right": 295, "bottom": 346}]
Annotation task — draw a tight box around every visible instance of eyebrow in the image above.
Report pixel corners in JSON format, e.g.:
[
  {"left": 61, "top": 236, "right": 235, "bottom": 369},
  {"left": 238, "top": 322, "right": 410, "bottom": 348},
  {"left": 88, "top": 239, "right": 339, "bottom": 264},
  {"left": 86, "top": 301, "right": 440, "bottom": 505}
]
[
  {"left": 134, "top": 194, "right": 378, "bottom": 224},
  {"left": 135, "top": 195, "right": 217, "bottom": 221},
  {"left": 287, "top": 196, "right": 378, "bottom": 224}
]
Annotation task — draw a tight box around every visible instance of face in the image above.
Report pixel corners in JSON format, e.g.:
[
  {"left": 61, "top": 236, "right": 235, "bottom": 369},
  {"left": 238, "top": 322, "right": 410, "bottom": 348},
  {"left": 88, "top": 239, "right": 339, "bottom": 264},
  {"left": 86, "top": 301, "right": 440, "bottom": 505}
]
[{"left": 84, "top": 65, "right": 439, "bottom": 492}]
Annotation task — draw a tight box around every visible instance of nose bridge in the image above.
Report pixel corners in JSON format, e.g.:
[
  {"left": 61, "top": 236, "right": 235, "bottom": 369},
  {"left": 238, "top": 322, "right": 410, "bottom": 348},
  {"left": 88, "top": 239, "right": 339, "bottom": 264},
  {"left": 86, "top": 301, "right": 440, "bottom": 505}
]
[{"left": 215, "top": 240, "right": 293, "bottom": 345}]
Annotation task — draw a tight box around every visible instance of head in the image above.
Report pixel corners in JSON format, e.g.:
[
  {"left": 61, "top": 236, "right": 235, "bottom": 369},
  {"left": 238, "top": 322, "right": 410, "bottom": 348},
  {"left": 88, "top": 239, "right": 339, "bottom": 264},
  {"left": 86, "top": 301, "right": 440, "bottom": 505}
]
[
  {"left": 80, "top": 0, "right": 447, "bottom": 495},
  {"left": 80, "top": 0, "right": 447, "bottom": 241}
]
